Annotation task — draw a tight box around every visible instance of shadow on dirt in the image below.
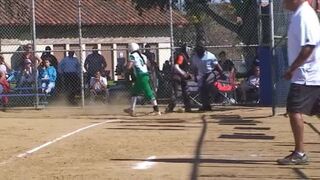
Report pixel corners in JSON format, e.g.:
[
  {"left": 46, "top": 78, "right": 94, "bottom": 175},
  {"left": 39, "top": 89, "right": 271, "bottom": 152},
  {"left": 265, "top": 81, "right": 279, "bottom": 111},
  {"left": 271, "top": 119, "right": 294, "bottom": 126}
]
[
  {"left": 219, "top": 133, "right": 274, "bottom": 140},
  {"left": 109, "top": 110, "right": 279, "bottom": 180},
  {"left": 234, "top": 127, "right": 270, "bottom": 130},
  {"left": 106, "top": 127, "right": 185, "bottom": 131},
  {"left": 111, "top": 157, "right": 274, "bottom": 164}
]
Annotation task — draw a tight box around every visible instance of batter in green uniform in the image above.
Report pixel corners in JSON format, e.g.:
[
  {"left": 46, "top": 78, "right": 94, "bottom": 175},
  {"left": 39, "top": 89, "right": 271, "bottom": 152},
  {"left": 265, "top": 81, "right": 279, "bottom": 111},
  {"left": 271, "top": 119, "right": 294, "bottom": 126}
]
[{"left": 124, "top": 43, "right": 161, "bottom": 116}]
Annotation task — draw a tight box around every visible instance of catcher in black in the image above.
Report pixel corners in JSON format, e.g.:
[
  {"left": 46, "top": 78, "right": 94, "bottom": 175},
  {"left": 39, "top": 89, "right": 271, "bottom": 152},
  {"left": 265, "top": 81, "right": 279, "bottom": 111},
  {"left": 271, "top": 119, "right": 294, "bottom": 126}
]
[{"left": 165, "top": 44, "right": 192, "bottom": 113}]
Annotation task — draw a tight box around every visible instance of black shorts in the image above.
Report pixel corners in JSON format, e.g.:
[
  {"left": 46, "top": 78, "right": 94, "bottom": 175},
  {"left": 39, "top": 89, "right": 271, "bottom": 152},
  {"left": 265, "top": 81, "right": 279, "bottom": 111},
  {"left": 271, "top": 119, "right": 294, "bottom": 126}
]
[{"left": 287, "top": 83, "right": 320, "bottom": 116}]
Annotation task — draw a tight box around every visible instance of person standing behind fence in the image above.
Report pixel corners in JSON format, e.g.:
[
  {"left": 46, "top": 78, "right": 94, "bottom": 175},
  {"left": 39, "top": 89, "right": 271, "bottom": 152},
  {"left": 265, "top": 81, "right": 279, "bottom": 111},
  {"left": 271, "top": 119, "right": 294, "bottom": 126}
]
[
  {"left": 165, "top": 44, "right": 192, "bottom": 113},
  {"left": 123, "top": 43, "right": 161, "bottom": 116},
  {"left": 58, "top": 51, "right": 81, "bottom": 105},
  {"left": 84, "top": 45, "right": 107, "bottom": 85},
  {"left": 192, "top": 45, "right": 224, "bottom": 111},
  {"left": 143, "top": 44, "right": 159, "bottom": 92},
  {"left": 277, "top": 0, "right": 320, "bottom": 165},
  {"left": 21, "top": 44, "right": 41, "bottom": 69}
]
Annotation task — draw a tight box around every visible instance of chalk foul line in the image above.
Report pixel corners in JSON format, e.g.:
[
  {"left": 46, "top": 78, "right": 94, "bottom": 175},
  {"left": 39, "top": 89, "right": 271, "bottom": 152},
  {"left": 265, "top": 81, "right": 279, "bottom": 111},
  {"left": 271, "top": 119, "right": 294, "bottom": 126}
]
[
  {"left": 132, "top": 156, "right": 157, "bottom": 170},
  {"left": 15, "top": 119, "right": 120, "bottom": 158}
]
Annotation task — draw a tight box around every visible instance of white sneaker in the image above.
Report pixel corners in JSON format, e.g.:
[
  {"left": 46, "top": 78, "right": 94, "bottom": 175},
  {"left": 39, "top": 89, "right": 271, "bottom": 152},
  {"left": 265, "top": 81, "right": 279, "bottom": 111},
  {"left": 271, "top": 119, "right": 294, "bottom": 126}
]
[{"left": 149, "top": 111, "right": 161, "bottom": 116}]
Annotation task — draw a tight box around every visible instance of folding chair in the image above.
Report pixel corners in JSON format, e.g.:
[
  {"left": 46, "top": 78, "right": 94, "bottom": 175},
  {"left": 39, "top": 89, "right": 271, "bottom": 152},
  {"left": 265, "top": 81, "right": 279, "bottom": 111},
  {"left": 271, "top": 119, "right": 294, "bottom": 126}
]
[
  {"left": 187, "top": 72, "right": 219, "bottom": 107},
  {"left": 187, "top": 80, "right": 202, "bottom": 108},
  {"left": 186, "top": 72, "right": 238, "bottom": 107}
]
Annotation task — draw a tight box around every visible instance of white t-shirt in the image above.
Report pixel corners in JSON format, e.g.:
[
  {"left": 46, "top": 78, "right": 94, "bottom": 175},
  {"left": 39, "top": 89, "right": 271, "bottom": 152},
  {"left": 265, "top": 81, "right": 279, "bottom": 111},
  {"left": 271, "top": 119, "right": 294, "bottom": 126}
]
[
  {"left": 247, "top": 75, "right": 260, "bottom": 88},
  {"left": 0, "top": 64, "right": 7, "bottom": 74},
  {"left": 129, "top": 52, "right": 148, "bottom": 75},
  {"left": 90, "top": 76, "right": 107, "bottom": 91},
  {"left": 192, "top": 51, "right": 218, "bottom": 76},
  {"left": 192, "top": 51, "right": 219, "bottom": 86},
  {"left": 287, "top": 1, "right": 320, "bottom": 85}
]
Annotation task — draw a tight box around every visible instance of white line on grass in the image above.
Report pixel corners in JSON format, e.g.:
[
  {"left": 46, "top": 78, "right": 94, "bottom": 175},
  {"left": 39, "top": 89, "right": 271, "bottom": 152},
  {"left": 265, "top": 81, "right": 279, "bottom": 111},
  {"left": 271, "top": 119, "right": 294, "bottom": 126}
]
[
  {"left": 132, "top": 156, "right": 157, "bottom": 170},
  {"left": 16, "top": 119, "right": 120, "bottom": 158}
]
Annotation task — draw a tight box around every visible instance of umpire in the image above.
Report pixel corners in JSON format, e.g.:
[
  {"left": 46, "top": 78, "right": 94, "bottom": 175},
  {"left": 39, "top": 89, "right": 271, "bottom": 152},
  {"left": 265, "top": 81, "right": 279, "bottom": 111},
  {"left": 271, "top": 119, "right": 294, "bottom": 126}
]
[
  {"left": 165, "top": 44, "right": 192, "bottom": 113},
  {"left": 192, "top": 44, "right": 224, "bottom": 111}
]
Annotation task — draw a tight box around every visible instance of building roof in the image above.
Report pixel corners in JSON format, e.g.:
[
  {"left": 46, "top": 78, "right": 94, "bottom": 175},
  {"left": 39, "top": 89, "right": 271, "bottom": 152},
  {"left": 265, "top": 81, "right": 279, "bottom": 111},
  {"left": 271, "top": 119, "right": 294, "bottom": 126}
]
[{"left": 0, "top": 0, "right": 188, "bottom": 26}]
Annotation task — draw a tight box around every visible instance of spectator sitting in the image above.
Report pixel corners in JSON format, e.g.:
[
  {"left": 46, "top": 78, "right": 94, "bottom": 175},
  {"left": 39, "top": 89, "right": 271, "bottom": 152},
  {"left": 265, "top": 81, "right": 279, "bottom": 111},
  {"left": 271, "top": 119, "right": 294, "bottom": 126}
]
[
  {"left": 39, "top": 58, "right": 57, "bottom": 94},
  {"left": 0, "top": 55, "right": 10, "bottom": 76},
  {"left": 246, "top": 57, "right": 260, "bottom": 77},
  {"left": 41, "top": 46, "right": 58, "bottom": 70},
  {"left": 19, "top": 59, "right": 35, "bottom": 87},
  {"left": 0, "top": 71, "right": 10, "bottom": 108},
  {"left": 218, "top": 51, "right": 236, "bottom": 80},
  {"left": 239, "top": 65, "right": 260, "bottom": 102},
  {"left": 89, "top": 71, "right": 108, "bottom": 103}
]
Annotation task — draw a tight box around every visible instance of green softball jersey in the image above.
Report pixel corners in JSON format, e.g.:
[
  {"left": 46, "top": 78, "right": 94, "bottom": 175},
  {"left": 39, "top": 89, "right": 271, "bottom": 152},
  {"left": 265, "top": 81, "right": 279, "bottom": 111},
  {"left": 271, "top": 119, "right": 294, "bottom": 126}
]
[{"left": 129, "top": 52, "right": 148, "bottom": 76}]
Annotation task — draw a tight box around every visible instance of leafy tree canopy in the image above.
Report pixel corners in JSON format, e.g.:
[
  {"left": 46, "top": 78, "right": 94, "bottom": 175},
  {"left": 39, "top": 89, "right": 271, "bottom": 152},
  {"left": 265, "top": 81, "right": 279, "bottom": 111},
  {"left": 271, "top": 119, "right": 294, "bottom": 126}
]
[{"left": 130, "top": 0, "right": 260, "bottom": 45}]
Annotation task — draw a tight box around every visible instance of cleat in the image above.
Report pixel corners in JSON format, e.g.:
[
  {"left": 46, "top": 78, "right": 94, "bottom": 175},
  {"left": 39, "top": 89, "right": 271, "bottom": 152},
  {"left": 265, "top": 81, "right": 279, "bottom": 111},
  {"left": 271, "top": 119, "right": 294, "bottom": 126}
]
[
  {"left": 123, "top": 108, "right": 135, "bottom": 117},
  {"left": 149, "top": 111, "right": 161, "bottom": 116}
]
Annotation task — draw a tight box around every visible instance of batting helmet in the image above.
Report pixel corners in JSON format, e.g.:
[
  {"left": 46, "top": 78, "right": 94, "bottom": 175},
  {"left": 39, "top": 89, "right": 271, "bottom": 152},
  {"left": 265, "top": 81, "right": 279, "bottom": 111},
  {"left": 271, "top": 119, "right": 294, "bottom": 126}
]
[{"left": 128, "top": 43, "right": 140, "bottom": 52}]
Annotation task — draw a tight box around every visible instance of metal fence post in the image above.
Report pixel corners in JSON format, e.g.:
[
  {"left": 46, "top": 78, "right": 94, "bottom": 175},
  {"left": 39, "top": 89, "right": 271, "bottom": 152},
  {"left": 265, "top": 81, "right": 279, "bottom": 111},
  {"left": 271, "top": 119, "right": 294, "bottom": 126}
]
[
  {"left": 31, "top": 0, "right": 39, "bottom": 109},
  {"left": 78, "top": 0, "right": 85, "bottom": 108},
  {"left": 269, "top": 0, "right": 276, "bottom": 116},
  {"left": 169, "top": 0, "right": 174, "bottom": 64}
]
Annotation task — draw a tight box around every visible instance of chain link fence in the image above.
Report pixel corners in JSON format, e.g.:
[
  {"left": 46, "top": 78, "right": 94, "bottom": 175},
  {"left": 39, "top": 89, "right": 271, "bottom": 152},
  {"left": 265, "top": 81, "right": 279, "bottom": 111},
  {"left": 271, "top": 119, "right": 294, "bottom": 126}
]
[
  {"left": 0, "top": 0, "right": 275, "bottom": 110},
  {"left": 272, "top": 0, "right": 291, "bottom": 112}
]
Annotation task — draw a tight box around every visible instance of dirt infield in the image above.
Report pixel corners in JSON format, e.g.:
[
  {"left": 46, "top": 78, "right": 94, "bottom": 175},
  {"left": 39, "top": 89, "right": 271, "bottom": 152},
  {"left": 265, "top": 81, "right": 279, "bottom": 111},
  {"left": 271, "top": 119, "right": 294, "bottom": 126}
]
[{"left": 0, "top": 105, "right": 319, "bottom": 179}]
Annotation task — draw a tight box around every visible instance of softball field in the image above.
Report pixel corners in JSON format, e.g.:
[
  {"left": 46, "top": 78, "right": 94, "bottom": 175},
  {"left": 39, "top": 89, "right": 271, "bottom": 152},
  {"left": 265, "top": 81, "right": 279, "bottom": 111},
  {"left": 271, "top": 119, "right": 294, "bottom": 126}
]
[{"left": 0, "top": 105, "right": 319, "bottom": 180}]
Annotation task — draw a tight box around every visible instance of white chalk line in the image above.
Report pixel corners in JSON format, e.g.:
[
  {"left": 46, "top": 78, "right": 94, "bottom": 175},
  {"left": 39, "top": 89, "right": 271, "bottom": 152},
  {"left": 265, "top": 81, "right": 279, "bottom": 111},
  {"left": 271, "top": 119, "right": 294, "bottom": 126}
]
[
  {"left": 131, "top": 155, "right": 193, "bottom": 170},
  {"left": 130, "top": 154, "right": 266, "bottom": 170},
  {"left": 0, "top": 119, "right": 120, "bottom": 166},
  {"left": 132, "top": 156, "right": 157, "bottom": 170}
]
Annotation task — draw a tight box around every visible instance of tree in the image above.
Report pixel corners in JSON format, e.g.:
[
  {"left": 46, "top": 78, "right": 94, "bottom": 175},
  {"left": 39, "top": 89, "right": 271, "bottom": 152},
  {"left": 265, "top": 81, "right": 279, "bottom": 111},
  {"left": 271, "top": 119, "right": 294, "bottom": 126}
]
[{"left": 131, "top": 0, "right": 260, "bottom": 46}]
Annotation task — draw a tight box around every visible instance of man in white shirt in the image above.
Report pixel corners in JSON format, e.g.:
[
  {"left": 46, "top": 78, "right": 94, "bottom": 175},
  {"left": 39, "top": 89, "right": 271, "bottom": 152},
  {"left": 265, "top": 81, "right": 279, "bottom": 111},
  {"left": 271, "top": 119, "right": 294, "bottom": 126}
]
[
  {"left": 192, "top": 45, "right": 223, "bottom": 111},
  {"left": 277, "top": 0, "right": 320, "bottom": 165},
  {"left": 89, "top": 71, "right": 108, "bottom": 104}
]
